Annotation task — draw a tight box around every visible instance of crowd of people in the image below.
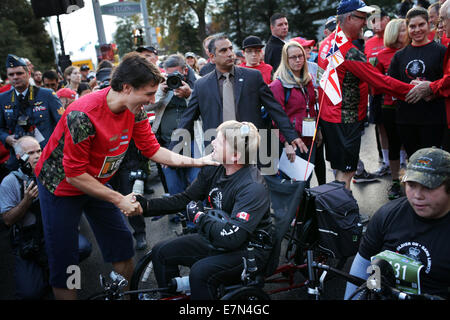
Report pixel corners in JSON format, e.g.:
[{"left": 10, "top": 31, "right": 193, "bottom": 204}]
[{"left": 0, "top": 0, "right": 449, "bottom": 301}]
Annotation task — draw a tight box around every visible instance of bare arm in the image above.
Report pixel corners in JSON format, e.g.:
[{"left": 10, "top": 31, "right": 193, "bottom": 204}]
[
  {"left": 149, "top": 146, "right": 218, "bottom": 168},
  {"left": 66, "top": 173, "right": 142, "bottom": 216}
]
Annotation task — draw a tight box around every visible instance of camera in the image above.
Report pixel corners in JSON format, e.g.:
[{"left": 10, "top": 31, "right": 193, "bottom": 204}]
[
  {"left": 18, "top": 154, "right": 33, "bottom": 177},
  {"left": 166, "top": 71, "right": 184, "bottom": 90},
  {"left": 16, "top": 115, "right": 35, "bottom": 138},
  {"left": 129, "top": 169, "right": 147, "bottom": 195},
  {"left": 19, "top": 237, "right": 41, "bottom": 261}
]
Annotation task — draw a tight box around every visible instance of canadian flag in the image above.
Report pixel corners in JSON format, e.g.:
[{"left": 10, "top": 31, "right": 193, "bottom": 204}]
[
  {"left": 236, "top": 212, "right": 250, "bottom": 221},
  {"left": 319, "top": 24, "right": 352, "bottom": 105}
]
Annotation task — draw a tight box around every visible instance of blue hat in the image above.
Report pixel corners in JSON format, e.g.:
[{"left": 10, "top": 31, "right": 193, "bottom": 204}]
[
  {"left": 337, "top": 0, "right": 375, "bottom": 15},
  {"left": 6, "top": 54, "right": 27, "bottom": 69}
]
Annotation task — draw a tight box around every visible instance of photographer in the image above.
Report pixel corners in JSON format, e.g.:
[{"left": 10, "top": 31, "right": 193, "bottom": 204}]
[
  {"left": 0, "top": 136, "right": 91, "bottom": 299},
  {"left": 145, "top": 54, "right": 202, "bottom": 224}
]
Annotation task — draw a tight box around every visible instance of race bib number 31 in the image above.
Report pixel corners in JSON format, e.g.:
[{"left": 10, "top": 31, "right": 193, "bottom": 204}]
[{"left": 371, "top": 250, "right": 424, "bottom": 295}]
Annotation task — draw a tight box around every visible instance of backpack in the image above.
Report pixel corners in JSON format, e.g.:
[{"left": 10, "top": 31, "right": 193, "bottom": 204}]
[{"left": 301, "top": 181, "right": 363, "bottom": 259}]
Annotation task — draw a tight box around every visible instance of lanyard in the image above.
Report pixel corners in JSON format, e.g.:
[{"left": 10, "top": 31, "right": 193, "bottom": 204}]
[{"left": 300, "top": 86, "right": 311, "bottom": 117}]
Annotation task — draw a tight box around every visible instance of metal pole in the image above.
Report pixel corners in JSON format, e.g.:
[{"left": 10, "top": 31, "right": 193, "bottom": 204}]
[
  {"left": 46, "top": 17, "right": 60, "bottom": 65},
  {"left": 140, "top": 0, "right": 152, "bottom": 46},
  {"left": 92, "top": 0, "right": 107, "bottom": 45},
  {"left": 56, "top": 15, "right": 66, "bottom": 56}
]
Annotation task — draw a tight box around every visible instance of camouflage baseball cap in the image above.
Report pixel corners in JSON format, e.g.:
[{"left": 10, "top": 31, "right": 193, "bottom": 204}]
[{"left": 402, "top": 147, "right": 450, "bottom": 189}]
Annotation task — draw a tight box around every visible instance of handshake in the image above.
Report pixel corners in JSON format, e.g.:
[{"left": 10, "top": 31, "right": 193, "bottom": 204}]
[
  {"left": 118, "top": 194, "right": 204, "bottom": 224},
  {"left": 405, "top": 79, "right": 434, "bottom": 104},
  {"left": 118, "top": 193, "right": 148, "bottom": 217}
]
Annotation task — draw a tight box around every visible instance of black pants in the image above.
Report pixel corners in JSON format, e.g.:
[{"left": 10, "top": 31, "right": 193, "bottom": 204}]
[
  {"left": 382, "top": 108, "right": 402, "bottom": 161},
  {"left": 152, "top": 234, "right": 268, "bottom": 300},
  {"left": 397, "top": 123, "right": 445, "bottom": 158}
]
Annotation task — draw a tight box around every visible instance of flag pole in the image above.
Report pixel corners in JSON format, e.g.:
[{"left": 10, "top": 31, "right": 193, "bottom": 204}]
[{"left": 303, "top": 23, "right": 340, "bottom": 181}]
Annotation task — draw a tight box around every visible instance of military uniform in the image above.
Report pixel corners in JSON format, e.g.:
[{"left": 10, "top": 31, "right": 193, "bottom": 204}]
[{"left": 0, "top": 54, "right": 63, "bottom": 171}]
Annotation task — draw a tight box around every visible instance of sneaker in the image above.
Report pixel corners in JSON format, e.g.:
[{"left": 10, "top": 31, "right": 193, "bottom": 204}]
[
  {"left": 373, "top": 164, "right": 391, "bottom": 177},
  {"left": 388, "top": 182, "right": 402, "bottom": 200},
  {"left": 135, "top": 233, "right": 148, "bottom": 250},
  {"left": 353, "top": 170, "right": 379, "bottom": 183}
]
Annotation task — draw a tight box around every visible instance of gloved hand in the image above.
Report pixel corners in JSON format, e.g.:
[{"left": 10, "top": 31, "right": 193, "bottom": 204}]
[
  {"left": 135, "top": 194, "right": 148, "bottom": 213},
  {"left": 186, "top": 200, "right": 204, "bottom": 223}
]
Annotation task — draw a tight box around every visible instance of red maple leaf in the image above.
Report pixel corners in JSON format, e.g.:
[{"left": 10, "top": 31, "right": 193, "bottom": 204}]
[{"left": 335, "top": 35, "right": 343, "bottom": 44}]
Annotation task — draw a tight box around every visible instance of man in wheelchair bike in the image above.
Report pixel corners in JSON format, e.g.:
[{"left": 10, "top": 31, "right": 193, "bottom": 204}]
[
  {"left": 345, "top": 147, "right": 450, "bottom": 300},
  {"left": 135, "top": 120, "right": 273, "bottom": 299}
]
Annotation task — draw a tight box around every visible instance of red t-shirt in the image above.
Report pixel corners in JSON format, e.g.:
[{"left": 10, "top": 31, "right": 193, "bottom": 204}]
[
  {"left": 35, "top": 87, "right": 160, "bottom": 196},
  {"left": 430, "top": 44, "right": 450, "bottom": 128},
  {"left": 0, "top": 84, "right": 12, "bottom": 94},
  {"left": 374, "top": 47, "right": 400, "bottom": 106},
  {"left": 239, "top": 62, "right": 273, "bottom": 84},
  {"left": 364, "top": 35, "right": 385, "bottom": 65},
  {"left": 318, "top": 32, "right": 413, "bottom": 124}
]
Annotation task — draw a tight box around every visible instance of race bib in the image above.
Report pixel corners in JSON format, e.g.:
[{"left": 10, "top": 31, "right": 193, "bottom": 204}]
[
  {"left": 371, "top": 250, "right": 424, "bottom": 294},
  {"left": 302, "top": 117, "right": 316, "bottom": 137},
  {"left": 97, "top": 151, "right": 127, "bottom": 179}
]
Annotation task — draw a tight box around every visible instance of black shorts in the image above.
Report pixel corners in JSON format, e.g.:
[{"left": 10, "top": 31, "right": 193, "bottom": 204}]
[
  {"left": 320, "top": 120, "right": 363, "bottom": 172},
  {"left": 368, "top": 94, "right": 383, "bottom": 124}
]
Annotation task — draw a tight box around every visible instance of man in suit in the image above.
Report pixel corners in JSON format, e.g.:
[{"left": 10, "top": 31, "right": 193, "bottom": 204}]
[
  {"left": 0, "top": 54, "right": 63, "bottom": 172},
  {"left": 264, "top": 13, "right": 289, "bottom": 71},
  {"left": 173, "top": 35, "right": 306, "bottom": 174}
]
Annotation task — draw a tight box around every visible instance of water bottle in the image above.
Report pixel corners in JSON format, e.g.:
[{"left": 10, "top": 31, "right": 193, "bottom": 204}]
[{"left": 132, "top": 179, "right": 144, "bottom": 195}]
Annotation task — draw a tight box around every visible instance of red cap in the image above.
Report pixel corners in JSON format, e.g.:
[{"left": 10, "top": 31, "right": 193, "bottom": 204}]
[
  {"left": 291, "top": 37, "right": 316, "bottom": 48},
  {"left": 56, "top": 88, "right": 76, "bottom": 99}
]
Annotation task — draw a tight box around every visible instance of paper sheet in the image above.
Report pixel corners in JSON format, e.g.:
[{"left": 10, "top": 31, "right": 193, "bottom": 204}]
[{"left": 278, "top": 149, "right": 315, "bottom": 181}]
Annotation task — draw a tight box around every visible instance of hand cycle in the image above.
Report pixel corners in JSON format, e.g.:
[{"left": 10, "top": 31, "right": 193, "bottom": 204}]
[
  {"left": 305, "top": 249, "right": 446, "bottom": 300},
  {"left": 88, "top": 210, "right": 270, "bottom": 300}
]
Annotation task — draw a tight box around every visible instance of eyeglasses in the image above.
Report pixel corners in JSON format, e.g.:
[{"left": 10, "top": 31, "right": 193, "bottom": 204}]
[
  {"left": 352, "top": 14, "right": 367, "bottom": 21},
  {"left": 288, "top": 54, "right": 304, "bottom": 61}
]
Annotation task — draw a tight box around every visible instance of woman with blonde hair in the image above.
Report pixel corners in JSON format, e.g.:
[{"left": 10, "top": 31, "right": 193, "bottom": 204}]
[{"left": 269, "top": 40, "right": 317, "bottom": 179}]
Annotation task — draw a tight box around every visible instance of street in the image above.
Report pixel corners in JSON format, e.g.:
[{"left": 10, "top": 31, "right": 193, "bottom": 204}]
[{"left": 0, "top": 124, "right": 393, "bottom": 300}]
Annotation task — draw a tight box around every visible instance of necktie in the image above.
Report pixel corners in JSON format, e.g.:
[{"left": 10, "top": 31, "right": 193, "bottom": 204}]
[{"left": 222, "top": 73, "right": 235, "bottom": 122}]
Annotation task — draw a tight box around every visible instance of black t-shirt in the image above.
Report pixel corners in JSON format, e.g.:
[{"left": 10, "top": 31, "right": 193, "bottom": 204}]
[
  {"left": 359, "top": 197, "right": 450, "bottom": 297},
  {"left": 388, "top": 41, "right": 446, "bottom": 125},
  {"left": 147, "top": 165, "right": 272, "bottom": 250}
]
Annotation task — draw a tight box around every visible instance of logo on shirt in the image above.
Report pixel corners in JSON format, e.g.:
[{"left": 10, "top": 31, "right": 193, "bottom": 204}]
[
  {"left": 405, "top": 59, "right": 426, "bottom": 79},
  {"left": 236, "top": 212, "right": 250, "bottom": 221},
  {"left": 208, "top": 187, "right": 223, "bottom": 209},
  {"left": 397, "top": 241, "right": 432, "bottom": 274}
]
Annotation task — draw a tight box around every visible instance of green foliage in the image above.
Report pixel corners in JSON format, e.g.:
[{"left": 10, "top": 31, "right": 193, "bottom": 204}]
[
  {"left": 113, "top": 18, "right": 138, "bottom": 58},
  {"left": 0, "top": 0, "right": 55, "bottom": 77},
  {"left": 144, "top": 0, "right": 402, "bottom": 53}
]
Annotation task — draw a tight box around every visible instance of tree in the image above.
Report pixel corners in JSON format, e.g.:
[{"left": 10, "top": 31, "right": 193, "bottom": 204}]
[
  {"left": 113, "top": 17, "right": 139, "bottom": 58},
  {"left": 0, "top": 0, "right": 55, "bottom": 77}
]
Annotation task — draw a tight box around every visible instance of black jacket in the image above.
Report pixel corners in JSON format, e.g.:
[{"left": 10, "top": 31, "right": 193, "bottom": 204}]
[
  {"left": 264, "top": 35, "right": 285, "bottom": 71},
  {"left": 173, "top": 66, "right": 298, "bottom": 146}
]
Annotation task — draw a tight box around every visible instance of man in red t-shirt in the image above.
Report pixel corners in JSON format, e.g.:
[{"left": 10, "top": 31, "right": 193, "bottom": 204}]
[
  {"left": 239, "top": 35, "right": 273, "bottom": 84},
  {"left": 35, "top": 52, "right": 217, "bottom": 300},
  {"left": 317, "top": 0, "right": 414, "bottom": 190}
]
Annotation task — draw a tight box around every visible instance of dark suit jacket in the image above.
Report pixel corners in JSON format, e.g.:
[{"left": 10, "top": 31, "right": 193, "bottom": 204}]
[
  {"left": 175, "top": 66, "right": 298, "bottom": 146},
  {"left": 199, "top": 61, "right": 216, "bottom": 76},
  {"left": 264, "top": 35, "right": 285, "bottom": 72}
]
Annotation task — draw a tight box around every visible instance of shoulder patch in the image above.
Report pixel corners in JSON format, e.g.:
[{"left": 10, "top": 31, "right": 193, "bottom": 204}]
[
  {"left": 134, "top": 108, "right": 148, "bottom": 123},
  {"left": 66, "top": 110, "right": 95, "bottom": 144},
  {"left": 345, "top": 47, "right": 367, "bottom": 63}
]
